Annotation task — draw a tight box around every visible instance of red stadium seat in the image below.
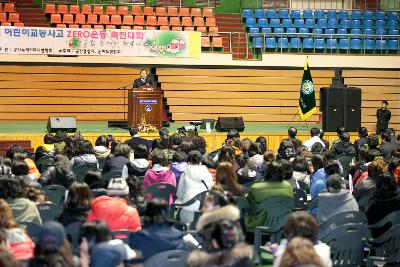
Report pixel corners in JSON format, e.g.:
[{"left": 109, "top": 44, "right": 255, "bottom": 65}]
[
  {"left": 133, "top": 25, "right": 143, "bottom": 30},
  {"left": 99, "top": 14, "right": 110, "bottom": 24},
  {"left": 157, "top": 16, "right": 168, "bottom": 26},
  {"left": 203, "top": 8, "right": 214, "bottom": 17},
  {"left": 45, "top": 4, "right": 56, "bottom": 14},
  {"left": 63, "top": 14, "right": 74, "bottom": 24},
  {"left": 208, "top": 26, "right": 219, "bottom": 33},
  {"left": 122, "top": 15, "right": 133, "bottom": 25},
  {"left": 93, "top": 6, "right": 104, "bottom": 15},
  {"left": 170, "top": 16, "right": 180, "bottom": 26},
  {"left": 75, "top": 14, "right": 86, "bottom": 24},
  {"left": 106, "top": 6, "right": 116, "bottom": 15},
  {"left": 13, "top": 22, "right": 24, "bottom": 27},
  {"left": 131, "top": 6, "right": 142, "bottom": 15},
  {"left": 110, "top": 15, "right": 121, "bottom": 25},
  {"left": 196, "top": 26, "right": 207, "bottom": 33},
  {"left": 145, "top": 26, "right": 156, "bottom": 30},
  {"left": 212, "top": 36, "right": 223, "bottom": 47},
  {"left": 50, "top": 14, "right": 62, "bottom": 24},
  {"left": 134, "top": 15, "right": 144, "bottom": 25},
  {"left": 156, "top": 7, "right": 167, "bottom": 17},
  {"left": 4, "top": 3, "right": 15, "bottom": 13},
  {"left": 57, "top": 4, "right": 68, "bottom": 14},
  {"left": 82, "top": 5, "right": 92, "bottom": 15},
  {"left": 0, "top": 5, "right": 2, "bottom": 12},
  {"left": 146, "top": 15, "right": 157, "bottom": 26},
  {"left": 118, "top": 6, "right": 129, "bottom": 15},
  {"left": 171, "top": 26, "right": 182, "bottom": 31},
  {"left": 143, "top": 6, "right": 153, "bottom": 16},
  {"left": 106, "top": 24, "right": 116, "bottom": 29},
  {"left": 201, "top": 36, "right": 210, "bottom": 47},
  {"left": 182, "top": 16, "right": 192, "bottom": 26},
  {"left": 159, "top": 25, "right": 170, "bottom": 31},
  {"left": 0, "top": 13, "right": 6, "bottom": 22},
  {"left": 87, "top": 14, "right": 98, "bottom": 24},
  {"left": 81, "top": 24, "right": 92, "bottom": 28},
  {"left": 191, "top": 8, "right": 202, "bottom": 17},
  {"left": 1, "top": 22, "right": 11, "bottom": 26},
  {"left": 179, "top": 8, "right": 190, "bottom": 17},
  {"left": 184, "top": 26, "right": 194, "bottom": 31},
  {"left": 8, "top": 13, "right": 19, "bottom": 22},
  {"left": 69, "top": 5, "right": 80, "bottom": 15},
  {"left": 206, "top": 17, "right": 216, "bottom": 27},
  {"left": 93, "top": 24, "right": 104, "bottom": 29},
  {"left": 56, "top": 23, "right": 67, "bottom": 28},
  {"left": 120, "top": 25, "right": 131, "bottom": 30},
  {"left": 167, "top": 7, "right": 178, "bottom": 17},
  {"left": 68, "top": 24, "right": 79, "bottom": 28},
  {"left": 193, "top": 17, "right": 204, "bottom": 27}
]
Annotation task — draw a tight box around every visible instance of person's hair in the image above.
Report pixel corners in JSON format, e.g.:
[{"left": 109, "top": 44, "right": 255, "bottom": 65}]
[
  {"left": 288, "top": 127, "right": 298, "bottom": 138},
  {"left": 324, "top": 160, "right": 340, "bottom": 176},
  {"left": 193, "top": 136, "right": 207, "bottom": 154},
  {"left": 113, "top": 143, "right": 131, "bottom": 158},
  {"left": 0, "top": 198, "right": 17, "bottom": 229},
  {"left": 382, "top": 100, "right": 388, "bottom": 106},
  {"left": 105, "top": 135, "right": 115, "bottom": 148},
  {"left": 215, "top": 162, "right": 242, "bottom": 196},
  {"left": 0, "top": 176, "right": 25, "bottom": 199},
  {"left": 95, "top": 135, "right": 107, "bottom": 147},
  {"left": 110, "top": 141, "right": 121, "bottom": 154},
  {"left": 54, "top": 131, "right": 68, "bottom": 143},
  {"left": 6, "top": 146, "right": 26, "bottom": 161},
  {"left": 337, "top": 126, "right": 346, "bottom": 136},
  {"left": 54, "top": 154, "right": 73, "bottom": 175},
  {"left": 292, "top": 156, "right": 309, "bottom": 173},
  {"left": 143, "top": 199, "right": 170, "bottom": 226},
  {"left": 65, "top": 182, "right": 92, "bottom": 210},
  {"left": 169, "top": 133, "right": 182, "bottom": 148},
  {"left": 255, "top": 136, "right": 267, "bottom": 154},
  {"left": 368, "top": 159, "right": 387, "bottom": 179},
  {"left": 340, "top": 132, "right": 351, "bottom": 142},
  {"left": 310, "top": 142, "right": 324, "bottom": 154},
  {"left": 283, "top": 212, "right": 319, "bottom": 243},
  {"left": 80, "top": 221, "right": 112, "bottom": 245},
  {"left": 155, "top": 135, "right": 170, "bottom": 150},
  {"left": 203, "top": 190, "right": 233, "bottom": 210},
  {"left": 381, "top": 129, "right": 392, "bottom": 143},
  {"left": 26, "top": 187, "right": 47, "bottom": 203},
  {"left": 375, "top": 172, "right": 397, "bottom": 198},
  {"left": 84, "top": 171, "right": 103, "bottom": 189},
  {"left": 319, "top": 128, "right": 325, "bottom": 138},
  {"left": 179, "top": 140, "right": 195, "bottom": 154},
  {"left": 397, "top": 134, "right": 400, "bottom": 143},
  {"left": 264, "top": 160, "right": 284, "bottom": 182},
  {"left": 231, "top": 137, "right": 242, "bottom": 150},
  {"left": 279, "top": 237, "right": 324, "bottom": 267},
  {"left": 11, "top": 160, "right": 29, "bottom": 176},
  {"left": 44, "top": 133, "right": 55, "bottom": 144},
  {"left": 218, "top": 146, "right": 235, "bottom": 164},
  {"left": 151, "top": 150, "right": 168, "bottom": 167},
  {"left": 248, "top": 142, "right": 263, "bottom": 157},
  {"left": 281, "top": 159, "right": 293, "bottom": 180},
  {"left": 129, "top": 127, "right": 139, "bottom": 137},
  {"left": 367, "top": 134, "right": 380, "bottom": 149},
  {"left": 159, "top": 127, "right": 169, "bottom": 137},
  {"left": 326, "top": 174, "right": 343, "bottom": 193},
  {"left": 241, "top": 138, "right": 252, "bottom": 154},
  {"left": 310, "top": 128, "right": 320, "bottom": 137},
  {"left": 188, "top": 150, "right": 202, "bottom": 165},
  {"left": 202, "top": 156, "right": 217, "bottom": 169},
  {"left": 227, "top": 129, "right": 240, "bottom": 139},
  {"left": 356, "top": 145, "right": 369, "bottom": 163},
  {"left": 125, "top": 175, "right": 143, "bottom": 205},
  {"left": 0, "top": 248, "right": 21, "bottom": 267},
  {"left": 235, "top": 153, "right": 249, "bottom": 169},
  {"left": 133, "top": 144, "right": 149, "bottom": 160},
  {"left": 263, "top": 150, "right": 275, "bottom": 162},
  {"left": 33, "top": 238, "right": 75, "bottom": 267},
  {"left": 0, "top": 157, "right": 12, "bottom": 176},
  {"left": 358, "top": 127, "right": 368, "bottom": 138},
  {"left": 172, "top": 150, "right": 187, "bottom": 163},
  {"left": 78, "top": 140, "right": 95, "bottom": 155},
  {"left": 366, "top": 149, "right": 382, "bottom": 163},
  {"left": 311, "top": 154, "right": 324, "bottom": 173},
  {"left": 278, "top": 139, "right": 296, "bottom": 160}
]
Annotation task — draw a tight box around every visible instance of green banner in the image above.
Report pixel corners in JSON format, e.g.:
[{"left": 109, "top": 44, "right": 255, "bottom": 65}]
[{"left": 298, "top": 63, "right": 317, "bottom": 121}]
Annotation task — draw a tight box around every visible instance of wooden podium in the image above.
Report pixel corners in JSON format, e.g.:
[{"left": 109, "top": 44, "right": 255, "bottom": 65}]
[{"left": 127, "top": 86, "right": 163, "bottom": 129}]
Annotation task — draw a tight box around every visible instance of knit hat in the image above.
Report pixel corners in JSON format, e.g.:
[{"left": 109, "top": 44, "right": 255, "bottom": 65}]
[
  {"left": 90, "top": 242, "right": 126, "bottom": 267},
  {"left": 107, "top": 178, "right": 129, "bottom": 197},
  {"left": 37, "top": 221, "right": 66, "bottom": 252}
]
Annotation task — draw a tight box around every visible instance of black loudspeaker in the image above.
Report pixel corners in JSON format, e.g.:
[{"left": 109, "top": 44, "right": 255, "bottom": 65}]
[
  {"left": 215, "top": 117, "right": 245, "bottom": 132},
  {"left": 47, "top": 116, "right": 77, "bottom": 133},
  {"left": 320, "top": 87, "right": 361, "bottom": 132}
]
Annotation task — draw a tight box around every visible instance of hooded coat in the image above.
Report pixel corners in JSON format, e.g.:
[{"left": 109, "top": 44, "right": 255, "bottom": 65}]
[
  {"left": 34, "top": 144, "right": 55, "bottom": 162},
  {"left": 121, "top": 158, "right": 149, "bottom": 179},
  {"left": 7, "top": 198, "right": 42, "bottom": 225},
  {"left": 170, "top": 161, "right": 188, "bottom": 184},
  {"left": 317, "top": 189, "right": 359, "bottom": 224},
  {"left": 143, "top": 165, "right": 176, "bottom": 204},
  {"left": 330, "top": 141, "right": 356, "bottom": 158}
]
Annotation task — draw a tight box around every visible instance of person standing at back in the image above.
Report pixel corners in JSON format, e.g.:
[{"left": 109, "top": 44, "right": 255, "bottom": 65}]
[
  {"left": 376, "top": 100, "right": 391, "bottom": 134},
  {"left": 288, "top": 127, "right": 302, "bottom": 150}
]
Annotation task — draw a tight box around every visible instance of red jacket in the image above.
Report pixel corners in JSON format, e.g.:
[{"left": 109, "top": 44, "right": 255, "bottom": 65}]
[{"left": 86, "top": 196, "right": 141, "bottom": 232}]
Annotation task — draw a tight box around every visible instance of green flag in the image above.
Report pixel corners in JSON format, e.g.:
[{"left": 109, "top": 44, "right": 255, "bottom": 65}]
[{"left": 298, "top": 63, "right": 316, "bottom": 121}]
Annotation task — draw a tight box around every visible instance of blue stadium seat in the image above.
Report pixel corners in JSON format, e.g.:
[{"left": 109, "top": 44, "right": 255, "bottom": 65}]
[
  {"left": 375, "top": 20, "right": 386, "bottom": 29},
  {"left": 325, "top": 28, "right": 335, "bottom": 35},
  {"left": 388, "top": 12, "right": 398, "bottom": 21},
  {"left": 282, "top": 18, "right": 293, "bottom": 28},
  {"left": 328, "top": 19, "right": 338, "bottom": 28},
  {"left": 249, "top": 27, "right": 260, "bottom": 38},
  {"left": 254, "top": 9, "right": 266, "bottom": 19},
  {"left": 258, "top": 18, "right": 268, "bottom": 28},
  {"left": 266, "top": 9, "right": 277, "bottom": 19},
  {"left": 376, "top": 28, "right": 387, "bottom": 36},
  {"left": 350, "top": 39, "right": 361, "bottom": 50},
  {"left": 299, "top": 27, "right": 309, "bottom": 37},
  {"left": 315, "top": 38, "right": 325, "bottom": 50},
  {"left": 279, "top": 9, "right": 289, "bottom": 19},
  {"left": 312, "top": 28, "right": 323, "bottom": 37},
  {"left": 350, "top": 28, "right": 361, "bottom": 38},
  {"left": 265, "top": 37, "right": 276, "bottom": 49},
  {"left": 303, "top": 38, "right": 313, "bottom": 49},
  {"left": 364, "top": 28, "right": 374, "bottom": 39},
  {"left": 290, "top": 10, "right": 301, "bottom": 19},
  {"left": 270, "top": 18, "right": 281, "bottom": 28},
  {"left": 363, "top": 19, "right": 373, "bottom": 29},
  {"left": 339, "top": 19, "right": 350, "bottom": 29},
  {"left": 326, "top": 38, "right": 338, "bottom": 50},
  {"left": 242, "top": 9, "right": 254, "bottom": 19},
  {"left": 286, "top": 27, "right": 297, "bottom": 36},
  {"left": 274, "top": 27, "right": 284, "bottom": 36},
  {"left": 375, "top": 11, "right": 386, "bottom": 20},
  {"left": 261, "top": 27, "right": 272, "bottom": 33},
  {"left": 327, "top": 10, "right": 337, "bottom": 19},
  {"left": 388, "top": 20, "right": 398, "bottom": 30},
  {"left": 351, "top": 11, "right": 362, "bottom": 20},
  {"left": 338, "top": 10, "right": 349, "bottom": 20},
  {"left": 294, "top": 19, "right": 305, "bottom": 28},
  {"left": 388, "top": 29, "right": 399, "bottom": 39},
  {"left": 388, "top": 39, "right": 398, "bottom": 51},
  {"left": 302, "top": 10, "right": 313, "bottom": 19},
  {"left": 314, "top": 10, "right": 325, "bottom": 19},
  {"left": 376, "top": 39, "right": 387, "bottom": 52},
  {"left": 364, "top": 39, "right": 375, "bottom": 50},
  {"left": 305, "top": 19, "right": 315, "bottom": 28},
  {"left": 245, "top": 18, "right": 257, "bottom": 28},
  {"left": 317, "top": 19, "right": 327, "bottom": 28},
  {"left": 351, "top": 20, "right": 361, "bottom": 29},
  {"left": 290, "top": 37, "right": 301, "bottom": 49},
  {"left": 253, "top": 36, "right": 263, "bottom": 48},
  {"left": 277, "top": 37, "right": 289, "bottom": 49},
  {"left": 363, "top": 10, "right": 374, "bottom": 20},
  {"left": 339, "top": 38, "right": 349, "bottom": 50},
  {"left": 337, "top": 28, "right": 347, "bottom": 39}
]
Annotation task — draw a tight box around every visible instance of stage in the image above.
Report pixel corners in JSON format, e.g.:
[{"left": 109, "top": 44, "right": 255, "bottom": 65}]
[{"left": 0, "top": 121, "right": 351, "bottom": 152}]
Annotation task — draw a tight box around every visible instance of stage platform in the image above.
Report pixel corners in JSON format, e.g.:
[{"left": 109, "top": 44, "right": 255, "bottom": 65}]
[{"left": 0, "top": 121, "right": 349, "bottom": 152}]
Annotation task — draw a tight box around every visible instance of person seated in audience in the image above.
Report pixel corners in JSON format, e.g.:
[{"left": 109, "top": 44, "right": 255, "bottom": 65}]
[
  {"left": 311, "top": 142, "right": 324, "bottom": 154},
  {"left": 176, "top": 150, "right": 214, "bottom": 223},
  {"left": 291, "top": 156, "right": 311, "bottom": 187},
  {"left": 12, "top": 160, "right": 40, "bottom": 188},
  {"left": 0, "top": 177, "right": 42, "bottom": 225},
  {"left": 86, "top": 178, "right": 141, "bottom": 232},
  {"left": 129, "top": 199, "right": 188, "bottom": 261},
  {"left": 53, "top": 131, "right": 68, "bottom": 154},
  {"left": 273, "top": 212, "right": 332, "bottom": 267},
  {"left": 350, "top": 146, "right": 370, "bottom": 186},
  {"left": 34, "top": 133, "right": 56, "bottom": 162},
  {"left": 102, "top": 143, "right": 131, "bottom": 174},
  {"left": 309, "top": 154, "right": 324, "bottom": 191},
  {"left": 0, "top": 237, "right": 21, "bottom": 267},
  {"left": 193, "top": 135, "right": 207, "bottom": 156},
  {"left": 256, "top": 136, "right": 267, "bottom": 153},
  {"left": 319, "top": 129, "right": 330, "bottom": 149},
  {"left": 187, "top": 204, "right": 253, "bottom": 267},
  {"left": 245, "top": 160, "right": 293, "bottom": 233},
  {"left": 317, "top": 174, "right": 358, "bottom": 224},
  {"left": 389, "top": 148, "right": 400, "bottom": 183},
  {"left": 29, "top": 221, "right": 78, "bottom": 267},
  {"left": 201, "top": 190, "right": 234, "bottom": 213},
  {"left": 121, "top": 144, "right": 150, "bottom": 179},
  {"left": 0, "top": 156, "right": 12, "bottom": 176},
  {"left": 124, "top": 126, "right": 149, "bottom": 151},
  {"left": 26, "top": 187, "right": 47, "bottom": 204},
  {"left": 366, "top": 133, "right": 380, "bottom": 150},
  {"left": 94, "top": 135, "right": 111, "bottom": 170},
  {"left": 39, "top": 154, "right": 75, "bottom": 188},
  {"left": 278, "top": 237, "right": 324, "bottom": 267},
  {"left": 216, "top": 145, "right": 239, "bottom": 170},
  {"left": 0, "top": 199, "right": 35, "bottom": 262},
  {"left": 125, "top": 175, "right": 146, "bottom": 214},
  {"left": 332, "top": 126, "right": 346, "bottom": 146},
  {"left": 70, "top": 140, "right": 99, "bottom": 168},
  {"left": 178, "top": 139, "right": 196, "bottom": 155},
  {"left": 277, "top": 139, "right": 296, "bottom": 160},
  {"left": 143, "top": 150, "right": 176, "bottom": 203},
  {"left": 214, "top": 162, "right": 246, "bottom": 197},
  {"left": 281, "top": 159, "right": 295, "bottom": 188},
  {"left": 311, "top": 160, "right": 341, "bottom": 200},
  {"left": 169, "top": 133, "right": 182, "bottom": 152},
  {"left": 7, "top": 146, "right": 40, "bottom": 181},
  {"left": 288, "top": 127, "right": 302, "bottom": 151},
  {"left": 353, "top": 159, "right": 387, "bottom": 201},
  {"left": 236, "top": 153, "right": 260, "bottom": 185},
  {"left": 201, "top": 155, "right": 217, "bottom": 179},
  {"left": 57, "top": 182, "right": 93, "bottom": 226},
  {"left": 330, "top": 132, "right": 356, "bottom": 158},
  {"left": 241, "top": 138, "right": 252, "bottom": 155},
  {"left": 84, "top": 171, "right": 106, "bottom": 198},
  {"left": 304, "top": 128, "right": 326, "bottom": 151},
  {"left": 169, "top": 151, "right": 188, "bottom": 184},
  {"left": 248, "top": 142, "right": 265, "bottom": 174},
  {"left": 379, "top": 129, "right": 399, "bottom": 164},
  {"left": 354, "top": 127, "right": 368, "bottom": 153}
]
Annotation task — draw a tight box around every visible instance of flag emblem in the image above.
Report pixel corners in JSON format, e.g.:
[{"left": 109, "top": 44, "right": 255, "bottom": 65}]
[{"left": 301, "top": 80, "right": 314, "bottom": 95}]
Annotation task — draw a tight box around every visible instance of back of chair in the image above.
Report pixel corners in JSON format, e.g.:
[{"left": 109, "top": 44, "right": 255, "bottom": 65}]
[
  {"left": 320, "top": 223, "right": 370, "bottom": 266},
  {"left": 112, "top": 230, "right": 132, "bottom": 244},
  {"left": 144, "top": 250, "right": 188, "bottom": 267},
  {"left": 18, "top": 221, "right": 41, "bottom": 243},
  {"left": 293, "top": 188, "right": 308, "bottom": 210},
  {"left": 368, "top": 210, "right": 400, "bottom": 229},
  {"left": 144, "top": 183, "right": 176, "bottom": 203},
  {"left": 103, "top": 170, "right": 122, "bottom": 186},
  {"left": 72, "top": 164, "right": 98, "bottom": 182},
  {"left": 369, "top": 224, "right": 400, "bottom": 262},
  {"left": 297, "top": 180, "right": 310, "bottom": 193},
  {"left": 45, "top": 185, "right": 67, "bottom": 206},
  {"left": 357, "top": 195, "right": 370, "bottom": 212},
  {"left": 37, "top": 203, "right": 62, "bottom": 223},
  {"left": 319, "top": 210, "right": 368, "bottom": 232},
  {"left": 335, "top": 153, "right": 355, "bottom": 179},
  {"left": 65, "top": 221, "right": 82, "bottom": 248}
]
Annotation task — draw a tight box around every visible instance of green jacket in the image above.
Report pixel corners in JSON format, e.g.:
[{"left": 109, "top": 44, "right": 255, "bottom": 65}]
[
  {"left": 7, "top": 198, "right": 42, "bottom": 225},
  {"left": 245, "top": 180, "right": 293, "bottom": 232}
]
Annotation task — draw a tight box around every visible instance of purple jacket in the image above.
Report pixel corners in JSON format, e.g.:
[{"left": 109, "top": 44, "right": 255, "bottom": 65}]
[{"left": 143, "top": 165, "right": 176, "bottom": 204}]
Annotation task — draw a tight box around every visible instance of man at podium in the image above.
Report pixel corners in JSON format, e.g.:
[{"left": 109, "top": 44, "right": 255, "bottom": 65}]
[{"left": 133, "top": 69, "right": 156, "bottom": 88}]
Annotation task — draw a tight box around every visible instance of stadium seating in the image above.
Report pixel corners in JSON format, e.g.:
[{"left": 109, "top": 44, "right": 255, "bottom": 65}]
[{"left": 0, "top": 3, "right": 22, "bottom": 26}]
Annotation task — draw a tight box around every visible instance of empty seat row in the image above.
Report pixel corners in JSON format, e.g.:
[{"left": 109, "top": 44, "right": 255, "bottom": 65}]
[
  {"left": 0, "top": 12, "right": 19, "bottom": 23},
  {"left": 0, "top": 3, "right": 15, "bottom": 13},
  {"left": 45, "top": 4, "right": 214, "bottom": 18},
  {"left": 201, "top": 35, "right": 223, "bottom": 48},
  {"left": 243, "top": 9, "right": 399, "bottom": 21},
  {"left": 1, "top": 21, "right": 23, "bottom": 26}
]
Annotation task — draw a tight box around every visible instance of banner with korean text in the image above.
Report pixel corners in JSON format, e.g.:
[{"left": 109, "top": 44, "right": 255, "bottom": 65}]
[{"left": 0, "top": 26, "right": 201, "bottom": 58}]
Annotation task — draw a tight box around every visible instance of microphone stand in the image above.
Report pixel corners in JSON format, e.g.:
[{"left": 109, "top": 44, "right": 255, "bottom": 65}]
[{"left": 117, "top": 84, "right": 132, "bottom": 129}]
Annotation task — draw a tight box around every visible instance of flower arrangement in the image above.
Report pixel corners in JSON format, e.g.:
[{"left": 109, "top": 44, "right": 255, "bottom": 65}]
[{"left": 137, "top": 115, "right": 158, "bottom": 133}]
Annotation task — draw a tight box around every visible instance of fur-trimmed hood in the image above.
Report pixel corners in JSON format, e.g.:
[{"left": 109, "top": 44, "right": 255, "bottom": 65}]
[
  {"left": 196, "top": 205, "right": 240, "bottom": 231},
  {"left": 187, "top": 243, "right": 253, "bottom": 267}
]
